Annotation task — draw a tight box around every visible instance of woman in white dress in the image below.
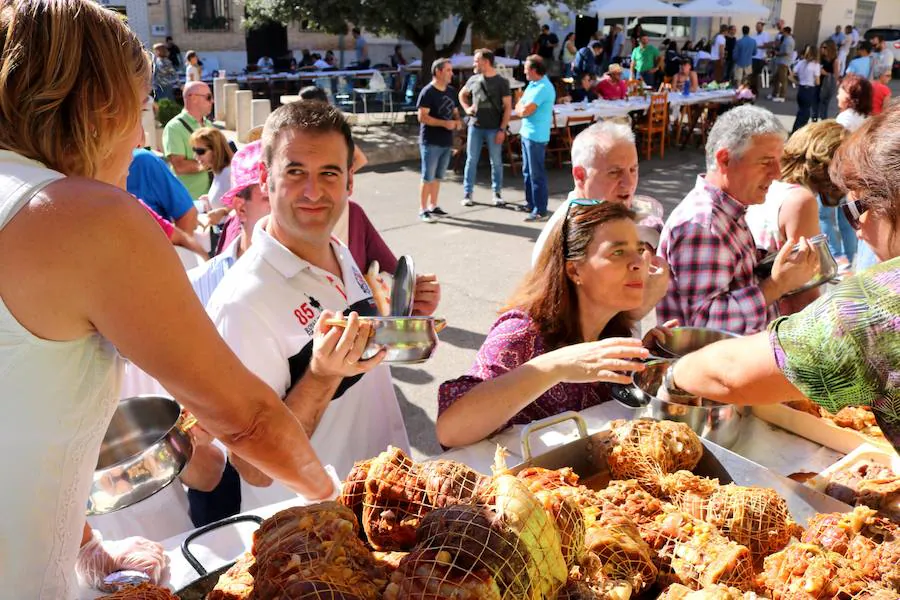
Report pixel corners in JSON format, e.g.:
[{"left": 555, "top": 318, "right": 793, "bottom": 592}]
[{"left": 0, "top": 1, "right": 339, "bottom": 597}]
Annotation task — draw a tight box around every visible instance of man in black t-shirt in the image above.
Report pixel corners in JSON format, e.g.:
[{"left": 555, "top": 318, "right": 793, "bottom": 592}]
[
  {"left": 459, "top": 49, "right": 511, "bottom": 207},
  {"left": 416, "top": 58, "right": 462, "bottom": 223},
  {"left": 537, "top": 25, "right": 559, "bottom": 74}
]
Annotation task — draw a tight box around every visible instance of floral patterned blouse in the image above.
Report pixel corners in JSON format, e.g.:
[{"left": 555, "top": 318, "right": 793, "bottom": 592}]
[
  {"left": 437, "top": 310, "right": 612, "bottom": 431},
  {"left": 769, "top": 256, "right": 900, "bottom": 453}
]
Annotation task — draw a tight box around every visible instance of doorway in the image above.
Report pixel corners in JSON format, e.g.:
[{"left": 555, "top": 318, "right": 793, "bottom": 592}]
[
  {"left": 245, "top": 18, "right": 289, "bottom": 68},
  {"left": 575, "top": 15, "right": 599, "bottom": 50},
  {"left": 792, "top": 3, "right": 822, "bottom": 53}
]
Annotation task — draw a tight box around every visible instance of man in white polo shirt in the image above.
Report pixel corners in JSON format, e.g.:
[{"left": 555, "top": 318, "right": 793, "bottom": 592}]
[{"left": 207, "top": 102, "right": 431, "bottom": 498}]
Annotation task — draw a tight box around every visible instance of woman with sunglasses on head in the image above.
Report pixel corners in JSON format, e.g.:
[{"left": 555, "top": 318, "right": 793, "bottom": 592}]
[
  {"left": 190, "top": 127, "right": 233, "bottom": 212},
  {"left": 436, "top": 201, "right": 673, "bottom": 448},
  {"left": 662, "top": 106, "right": 900, "bottom": 456}
]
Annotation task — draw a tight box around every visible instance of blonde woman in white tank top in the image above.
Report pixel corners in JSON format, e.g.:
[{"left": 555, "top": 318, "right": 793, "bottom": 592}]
[{"left": 0, "top": 2, "right": 336, "bottom": 597}]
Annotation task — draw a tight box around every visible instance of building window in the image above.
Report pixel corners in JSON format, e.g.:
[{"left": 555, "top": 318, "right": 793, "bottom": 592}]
[
  {"left": 185, "top": 0, "right": 231, "bottom": 31},
  {"left": 855, "top": 1, "right": 876, "bottom": 33}
]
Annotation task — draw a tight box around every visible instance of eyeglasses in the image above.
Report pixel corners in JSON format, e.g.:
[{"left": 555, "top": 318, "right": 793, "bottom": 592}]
[
  {"left": 192, "top": 147, "right": 208, "bottom": 156},
  {"left": 189, "top": 93, "right": 213, "bottom": 101},
  {"left": 562, "top": 199, "right": 602, "bottom": 259},
  {"left": 839, "top": 198, "right": 869, "bottom": 230}
]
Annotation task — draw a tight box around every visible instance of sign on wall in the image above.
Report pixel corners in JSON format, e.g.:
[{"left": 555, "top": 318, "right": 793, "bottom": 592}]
[{"left": 151, "top": 24, "right": 168, "bottom": 36}]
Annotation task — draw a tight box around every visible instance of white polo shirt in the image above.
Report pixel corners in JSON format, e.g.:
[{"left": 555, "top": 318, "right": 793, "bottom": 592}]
[
  {"left": 207, "top": 221, "right": 410, "bottom": 504},
  {"left": 753, "top": 31, "right": 770, "bottom": 60}
]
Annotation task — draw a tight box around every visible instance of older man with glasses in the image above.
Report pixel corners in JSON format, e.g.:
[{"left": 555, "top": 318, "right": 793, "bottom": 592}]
[{"left": 163, "top": 80, "right": 214, "bottom": 200}]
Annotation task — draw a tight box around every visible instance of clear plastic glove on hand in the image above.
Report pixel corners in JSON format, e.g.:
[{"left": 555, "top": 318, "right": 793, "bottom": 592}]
[{"left": 75, "top": 529, "right": 168, "bottom": 589}]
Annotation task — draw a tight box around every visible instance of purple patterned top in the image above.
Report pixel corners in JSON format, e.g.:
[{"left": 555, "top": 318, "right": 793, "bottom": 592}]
[{"left": 437, "top": 310, "right": 611, "bottom": 431}]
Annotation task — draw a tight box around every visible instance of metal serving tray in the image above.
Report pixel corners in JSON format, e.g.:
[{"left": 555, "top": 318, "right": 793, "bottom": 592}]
[{"left": 509, "top": 412, "right": 852, "bottom": 526}]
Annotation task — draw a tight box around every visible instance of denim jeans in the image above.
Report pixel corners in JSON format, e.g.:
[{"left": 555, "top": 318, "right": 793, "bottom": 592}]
[
  {"left": 817, "top": 74, "right": 836, "bottom": 120},
  {"left": 818, "top": 198, "right": 842, "bottom": 257},
  {"left": 521, "top": 138, "right": 548, "bottom": 216},
  {"left": 420, "top": 144, "right": 452, "bottom": 182},
  {"left": 836, "top": 205, "right": 858, "bottom": 263},
  {"left": 463, "top": 127, "right": 503, "bottom": 197},
  {"left": 792, "top": 86, "right": 818, "bottom": 133}
]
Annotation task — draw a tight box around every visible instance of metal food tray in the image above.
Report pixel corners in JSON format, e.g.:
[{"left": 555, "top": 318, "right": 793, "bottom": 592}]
[{"left": 509, "top": 412, "right": 852, "bottom": 526}]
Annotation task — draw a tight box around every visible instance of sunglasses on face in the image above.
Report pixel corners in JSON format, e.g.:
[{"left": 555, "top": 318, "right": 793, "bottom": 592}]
[
  {"left": 189, "top": 93, "right": 213, "bottom": 101},
  {"left": 192, "top": 147, "right": 208, "bottom": 156},
  {"left": 840, "top": 198, "right": 869, "bottom": 230},
  {"left": 562, "top": 199, "right": 603, "bottom": 259}
]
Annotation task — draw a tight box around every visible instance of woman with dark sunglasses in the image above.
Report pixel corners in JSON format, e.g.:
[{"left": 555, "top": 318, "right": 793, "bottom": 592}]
[
  {"left": 190, "top": 127, "right": 233, "bottom": 211},
  {"left": 436, "top": 201, "right": 674, "bottom": 448},
  {"left": 663, "top": 106, "right": 900, "bottom": 456}
]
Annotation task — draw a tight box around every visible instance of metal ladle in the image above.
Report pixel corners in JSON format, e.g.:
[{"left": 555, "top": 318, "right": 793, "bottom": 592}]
[{"left": 390, "top": 255, "right": 416, "bottom": 316}]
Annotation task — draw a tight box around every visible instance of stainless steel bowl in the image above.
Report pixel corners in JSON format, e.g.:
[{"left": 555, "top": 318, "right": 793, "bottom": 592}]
[
  {"left": 87, "top": 395, "right": 193, "bottom": 516},
  {"left": 656, "top": 326, "right": 739, "bottom": 358},
  {"left": 614, "top": 360, "right": 744, "bottom": 448},
  {"left": 360, "top": 316, "right": 445, "bottom": 364},
  {"left": 754, "top": 234, "right": 839, "bottom": 296}
]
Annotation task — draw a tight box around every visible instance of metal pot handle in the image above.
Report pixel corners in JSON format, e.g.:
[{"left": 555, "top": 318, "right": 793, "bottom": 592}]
[
  {"left": 520, "top": 411, "right": 588, "bottom": 462},
  {"left": 181, "top": 514, "right": 264, "bottom": 576}
]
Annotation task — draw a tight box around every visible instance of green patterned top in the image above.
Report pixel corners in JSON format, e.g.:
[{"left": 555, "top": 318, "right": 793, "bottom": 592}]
[{"left": 769, "top": 256, "right": 900, "bottom": 453}]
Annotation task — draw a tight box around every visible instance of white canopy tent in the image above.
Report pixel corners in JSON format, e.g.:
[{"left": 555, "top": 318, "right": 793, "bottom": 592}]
[
  {"left": 585, "top": 0, "right": 683, "bottom": 17},
  {"left": 676, "top": 0, "right": 769, "bottom": 19}
]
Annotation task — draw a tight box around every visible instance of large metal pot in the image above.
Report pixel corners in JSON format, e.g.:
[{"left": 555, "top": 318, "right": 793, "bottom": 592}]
[
  {"left": 326, "top": 316, "right": 446, "bottom": 364},
  {"left": 655, "top": 326, "right": 739, "bottom": 358},
  {"left": 613, "top": 360, "right": 745, "bottom": 448},
  {"left": 87, "top": 395, "right": 193, "bottom": 516}
]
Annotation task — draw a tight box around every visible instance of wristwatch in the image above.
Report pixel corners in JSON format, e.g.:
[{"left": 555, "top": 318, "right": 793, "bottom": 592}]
[{"left": 663, "top": 361, "right": 686, "bottom": 395}]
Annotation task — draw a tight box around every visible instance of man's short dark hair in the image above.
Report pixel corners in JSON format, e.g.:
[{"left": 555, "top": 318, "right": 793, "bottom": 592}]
[
  {"left": 352, "top": 27, "right": 361, "bottom": 35},
  {"left": 475, "top": 48, "right": 495, "bottom": 65},
  {"left": 525, "top": 54, "right": 547, "bottom": 75},
  {"left": 542, "top": 24, "right": 550, "bottom": 30},
  {"left": 432, "top": 57, "right": 451, "bottom": 76},
  {"left": 166, "top": 36, "right": 173, "bottom": 42},
  {"left": 262, "top": 101, "right": 355, "bottom": 169},
  {"left": 298, "top": 85, "right": 329, "bottom": 103},
  {"left": 590, "top": 41, "right": 603, "bottom": 49},
  {"left": 742, "top": 25, "right": 750, "bottom": 35},
  {"left": 858, "top": 40, "right": 872, "bottom": 53},
  {"left": 783, "top": 26, "right": 792, "bottom": 34}
]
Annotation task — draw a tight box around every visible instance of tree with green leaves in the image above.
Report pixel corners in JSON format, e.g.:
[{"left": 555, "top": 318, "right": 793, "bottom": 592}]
[{"left": 244, "top": 0, "right": 585, "bottom": 76}]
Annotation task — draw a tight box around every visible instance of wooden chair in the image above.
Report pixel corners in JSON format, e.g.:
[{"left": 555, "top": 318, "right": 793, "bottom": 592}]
[
  {"left": 562, "top": 114, "right": 596, "bottom": 147},
  {"left": 634, "top": 92, "right": 668, "bottom": 160},
  {"left": 503, "top": 132, "right": 522, "bottom": 174}
]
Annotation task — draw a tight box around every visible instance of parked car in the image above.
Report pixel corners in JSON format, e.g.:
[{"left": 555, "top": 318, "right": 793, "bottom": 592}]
[{"left": 864, "top": 26, "right": 900, "bottom": 77}]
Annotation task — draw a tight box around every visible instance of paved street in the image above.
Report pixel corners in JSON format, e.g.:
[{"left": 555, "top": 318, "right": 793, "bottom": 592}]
[{"left": 350, "top": 86, "right": 900, "bottom": 460}]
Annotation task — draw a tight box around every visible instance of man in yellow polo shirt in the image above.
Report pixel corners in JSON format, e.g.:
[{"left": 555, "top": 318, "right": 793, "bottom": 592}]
[{"left": 163, "top": 81, "right": 214, "bottom": 199}]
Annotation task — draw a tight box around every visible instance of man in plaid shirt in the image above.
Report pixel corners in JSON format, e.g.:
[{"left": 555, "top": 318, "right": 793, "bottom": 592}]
[{"left": 657, "top": 105, "right": 819, "bottom": 334}]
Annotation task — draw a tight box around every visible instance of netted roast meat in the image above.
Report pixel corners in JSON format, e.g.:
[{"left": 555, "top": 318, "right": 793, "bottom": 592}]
[
  {"left": 661, "top": 471, "right": 799, "bottom": 561},
  {"left": 98, "top": 584, "right": 179, "bottom": 600},
  {"left": 606, "top": 419, "right": 704, "bottom": 494},
  {"left": 823, "top": 460, "right": 900, "bottom": 522},
  {"left": 208, "top": 551, "right": 255, "bottom": 600},
  {"left": 657, "top": 583, "right": 763, "bottom": 600},
  {"left": 641, "top": 508, "right": 756, "bottom": 591},
  {"left": 385, "top": 473, "right": 567, "bottom": 600},
  {"left": 557, "top": 578, "right": 634, "bottom": 600},
  {"left": 759, "top": 542, "right": 874, "bottom": 599},
  {"left": 339, "top": 447, "right": 487, "bottom": 551},
  {"left": 580, "top": 506, "right": 658, "bottom": 592},
  {"left": 592, "top": 479, "right": 665, "bottom": 526},
  {"left": 247, "top": 503, "right": 387, "bottom": 600}
]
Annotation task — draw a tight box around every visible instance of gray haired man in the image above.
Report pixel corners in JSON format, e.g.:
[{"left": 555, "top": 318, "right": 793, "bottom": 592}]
[
  {"left": 532, "top": 121, "right": 670, "bottom": 323},
  {"left": 658, "top": 105, "right": 818, "bottom": 335}
]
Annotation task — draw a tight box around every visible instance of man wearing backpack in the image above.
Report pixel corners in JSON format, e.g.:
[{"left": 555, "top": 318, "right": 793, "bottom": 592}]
[
  {"left": 459, "top": 49, "right": 512, "bottom": 207},
  {"left": 163, "top": 81, "right": 214, "bottom": 200}
]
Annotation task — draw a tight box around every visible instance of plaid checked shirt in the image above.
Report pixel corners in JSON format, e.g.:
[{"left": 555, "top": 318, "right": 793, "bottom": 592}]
[{"left": 657, "top": 176, "right": 777, "bottom": 335}]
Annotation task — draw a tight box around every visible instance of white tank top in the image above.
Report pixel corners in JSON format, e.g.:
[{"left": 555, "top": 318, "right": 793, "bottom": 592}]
[{"left": 0, "top": 151, "right": 122, "bottom": 599}]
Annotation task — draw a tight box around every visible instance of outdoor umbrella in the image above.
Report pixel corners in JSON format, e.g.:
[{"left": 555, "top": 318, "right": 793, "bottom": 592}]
[
  {"left": 585, "top": 0, "right": 683, "bottom": 17},
  {"left": 676, "top": 0, "right": 769, "bottom": 19}
]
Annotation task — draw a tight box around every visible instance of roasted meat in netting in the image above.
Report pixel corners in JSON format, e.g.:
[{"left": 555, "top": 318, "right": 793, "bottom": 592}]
[
  {"left": 759, "top": 542, "right": 875, "bottom": 600},
  {"left": 208, "top": 551, "right": 255, "bottom": 600},
  {"left": 823, "top": 460, "right": 900, "bottom": 522},
  {"left": 340, "top": 447, "right": 487, "bottom": 551},
  {"left": 592, "top": 479, "right": 665, "bottom": 525},
  {"left": 580, "top": 505, "right": 658, "bottom": 592},
  {"left": 641, "top": 508, "right": 756, "bottom": 590},
  {"left": 660, "top": 471, "right": 799, "bottom": 561},
  {"left": 385, "top": 474, "right": 567, "bottom": 600},
  {"left": 802, "top": 507, "right": 900, "bottom": 591},
  {"left": 97, "top": 584, "right": 179, "bottom": 600},
  {"left": 248, "top": 503, "right": 387, "bottom": 600},
  {"left": 657, "top": 583, "right": 763, "bottom": 600},
  {"left": 606, "top": 419, "right": 704, "bottom": 494}
]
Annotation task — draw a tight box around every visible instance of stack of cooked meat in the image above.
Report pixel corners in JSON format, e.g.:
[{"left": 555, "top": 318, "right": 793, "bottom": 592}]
[{"left": 823, "top": 459, "right": 900, "bottom": 522}]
